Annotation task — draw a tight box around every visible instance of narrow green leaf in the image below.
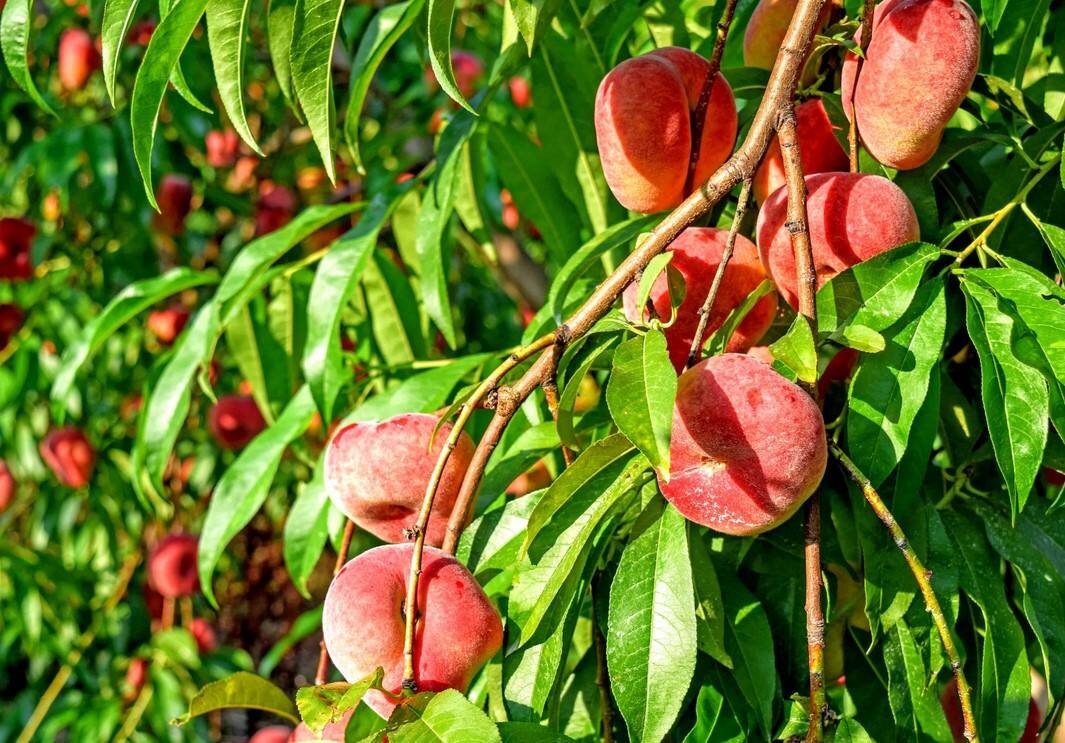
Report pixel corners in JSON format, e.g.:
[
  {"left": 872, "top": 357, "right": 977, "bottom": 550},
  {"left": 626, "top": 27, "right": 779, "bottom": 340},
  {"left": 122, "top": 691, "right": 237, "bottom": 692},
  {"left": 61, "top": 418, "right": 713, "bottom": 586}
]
[
  {"left": 362, "top": 252, "right": 427, "bottom": 365},
  {"left": 718, "top": 569, "right": 776, "bottom": 736},
  {"left": 291, "top": 0, "right": 346, "bottom": 180},
  {"left": 283, "top": 467, "right": 331, "bottom": 598},
  {"left": 267, "top": 0, "right": 300, "bottom": 111},
  {"left": 224, "top": 299, "right": 288, "bottom": 422},
  {"left": 607, "top": 500, "right": 697, "bottom": 742},
  {"left": 1, "top": 0, "right": 56, "bottom": 114},
  {"left": 426, "top": 0, "right": 474, "bottom": 112},
  {"left": 173, "top": 672, "right": 299, "bottom": 724},
  {"left": 101, "top": 0, "right": 142, "bottom": 104},
  {"left": 295, "top": 669, "right": 385, "bottom": 733},
  {"left": 508, "top": 0, "right": 563, "bottom": 55},
  {"left": 769, "top": 314, "right": 817, "bottom": 383},
  {"left": 206, "top": 0, "right": 263, "bottom": 153},
  {"left": 386, "top": 689, "right": 502, "bottom": 742},
  {"left": 606, "top": 330, "right": 676, "bottom": 475}
]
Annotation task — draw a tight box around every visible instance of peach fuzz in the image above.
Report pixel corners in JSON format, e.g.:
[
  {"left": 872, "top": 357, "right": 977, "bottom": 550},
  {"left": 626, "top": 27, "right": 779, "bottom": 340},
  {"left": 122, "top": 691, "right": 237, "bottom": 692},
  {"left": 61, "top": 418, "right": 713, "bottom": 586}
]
[
  {"left": 147, "top": 533, "right": 200, "bottom": 598},
  {"left": 324, "top": 413, "right": 475, "bottom": 547},
  {"left": 753, "top": 99, "right": 848, "bottom": 203},
  {"left": 756, "top": 172, "right": 919, "bottom": 308},
  {"left": 622, "top": 227, "right": 777, "bottom": 371},
  {"left": 841, "top": 0, "right": 979, "bottom": 170},
  {"left": 743, "top": 0, "right": 831, "bottom": 70},
  {"left": 595, "top": 47, "right": 737, "bottom": 213},
  {"left": 208, "top": 395, "right": 266, "bottom": 450},
  {"left": 661, "top": 353, "right": 826, "bottom": 535},
  {"left": 40, "top": 427, "right": 95, "bottom": 488},
  {"left": 322, "top": 544, "right": 503, "bottom": 718}
]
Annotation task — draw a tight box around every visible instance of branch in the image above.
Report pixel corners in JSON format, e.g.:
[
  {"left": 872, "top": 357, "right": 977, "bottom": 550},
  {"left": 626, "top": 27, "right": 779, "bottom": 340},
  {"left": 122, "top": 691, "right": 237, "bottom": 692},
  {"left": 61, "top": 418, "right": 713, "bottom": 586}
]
[
  {"left": 316, "top": 519, "right": 356, "bottom": 685},
  {"left": 847, "top": 0, "right": 877, "bottom": 171},
  {"left": 830, "top": 442, "right": 979, "bottom": 742}
]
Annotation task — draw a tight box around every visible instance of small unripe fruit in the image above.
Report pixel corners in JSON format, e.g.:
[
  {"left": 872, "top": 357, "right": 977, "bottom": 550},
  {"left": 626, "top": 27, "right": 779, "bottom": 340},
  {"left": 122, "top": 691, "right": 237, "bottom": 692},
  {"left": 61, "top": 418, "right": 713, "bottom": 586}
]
[
  {"left": 0, "top": 217, "right": 35, "bottom": 280},
  {"left": 147, "top": 306, "right": 190, "bottom": 345},
  {"left": 58, "top": 29, "right": 101, "bottom": 91},
  {"left": 40, "top": 427, "right": 96, "bottom": 488},
  {"left": 661, "top": 354, "right": 827, "bottom": 535},
  {"left": 188, "top": 617, "right": 216, "bottom": 654},
  {"left": 248, "top": 726, "right": 292, "bottom": 743},
  {"left": 622, "top": 227, "right": 778, "bottom": 371},
  {"left": 148, "top": 533, "right": 200, "bottom": 598},
  {"left": 208, "top": 395, "right": 266, "bottom": 450},
  {"left": 322, "top": 544, "right": 503, "bottom": 718},
  {"left": 0, "top": 303, "right": 23, "bottom": 349},
  {"left": 154, "top": 175, "right": 193, "bottom": 236},
  {"left": 205, "top": 129, "right": 240, "bottom": 168},
  {"left": 595, "top": 47, "right": 737, "bottom": 213},
  {"left": 753, "top": 99, "right": 848, "bottom": 203},
  {"left": 756, "top": 172, "right": 919, "bottom": 308},
  {"left": 324, "top": 413, "right": 475, "bottom": 546},
  {"left": 0, "top": 459, "right": 14, "bottom": 513}
]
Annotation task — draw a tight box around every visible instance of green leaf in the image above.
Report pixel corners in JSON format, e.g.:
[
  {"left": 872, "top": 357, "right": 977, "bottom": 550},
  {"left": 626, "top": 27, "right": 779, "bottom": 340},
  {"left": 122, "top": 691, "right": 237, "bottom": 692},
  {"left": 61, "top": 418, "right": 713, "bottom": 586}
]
[
  {"left": 302, "top": 194, "right": 391, "bottom": 419},
  {"left": 555, "top": 338, "right": 613, "bottom": 450},
  {"left": 259, "top": 606, "right": 323, "bottom": 677},
  {"left": 172, "top": 672, "right": 298, "bottom": 724},
  {"left": 52, "top": 268, "right": 218, "bottom": 408},
  {"left": 607, "top": 500, "right": 697, "bottom": 742},
  {"left": 345, "top": 0, "right": 427, "bottom": 171},
  {"left": 362, "top": 252, "right": 427, "bottom": 365},
  {"left": 719, "top": 569, "right": 776, "bottom": 736},
  {"left": 961, "top": 274, "right": 1049, "bottom": 517},
  {"left": 633, "top": 252, "right": 676, "bottom": 325},
  {"left": 683, "top": 666, "right": 754, "bottom": 742},
  {"left": 386, "top": 689, "right": 502, "bottom": 742},
  {"left": 1024, "top": 210, "right": 1065, "bottom": 277},
  {"left": 130, "top": 0, "right": 211, "bottom": 207},
  {"left": 846, "top": 280, "right": 947, "bottom": 487},
  {"left": 199, "top": 386, "right": 317, "bottom": 606},
  {"left": 101, "top": 0, "right": 142, "bottom": 104},
  {"left": 267, "top": 0, "right": 300, "bottom": 111},
  {"left": 769, "top": 314, "right": 817, "bottom": 384},
  {"left": 206, "top": 0, "right": 263, "bottom": 153},
  {"left": 224, "top": 298, "right": 288, "bottom": 423},
  {"left": 606, "top": 330, "right": 676, "bottom": 475},
  {"left": 291, "top": 0, "right": 346, "bottom": 180},
  {"left": 833, "top": 718, "right": 875, "bottom": 743},
  {"left": 457, "top": 489, "right": 544, "bottom": 578},
  {"left": 283, "top": 466, "right": 331, "bottom": 598},
  {"left": 157, "top": 0, "right": 213, "bottom": 114},
  {"left": 882, "top": 620, "right": 952, "bottom": 739},
  {"left": 426, "top": 0, "right": 474, "bottom": 112},
  {"left": 508, "top": 0, "right": 563, "bottom": 55},
  {"left": 1, "top": 0, "right": 56, "bottom": 114},
  {"left": 688, "top": 528, "right": 729, "bottom": 666},
  {"left": 503, "top": 593, "right": 581, "bottom": 722},
  {"left": 497, "top": 723, "right": 573, "bottom": 742},
  {"left": 295, "top": 669, "right": 384, "bottom": 733}
]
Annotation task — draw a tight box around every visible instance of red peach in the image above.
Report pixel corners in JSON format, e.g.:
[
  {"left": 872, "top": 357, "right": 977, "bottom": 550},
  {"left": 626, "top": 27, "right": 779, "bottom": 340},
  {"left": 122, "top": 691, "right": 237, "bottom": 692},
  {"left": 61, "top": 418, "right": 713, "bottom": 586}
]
[
  {"left": 127, "top": 20, "right": 156, "bottom": 46},
  {"left": 324, "top": 413, "right": 475, "bottom": 546},
  {"left": 148, "top": 533, "right": 200, "bottom": 598},
  {"left": 208, "top": 395, "right": 266, "bottom": 450},
  {"left": 661, "top": 353, "right": 827, "bottom": 535},
  {"left": 248, "top": 726, "right": 292, "bottom": 743},
  {"left": 0, "top": 303, "right": 23, "bottom": 349},
  {"left": 206, "top": 129, "right": 241, "bottom": 168},
  {"left": 841, "top": 0, "right": 979, "bottom": 170},
  {"left": 125, "top": 658, "right": 149, "bottom": 697},
  {"left": 58, "top": 29, "right": 100, "bottom": 91},
  {"left": 287, "top": 710, "right": 352, "bottom": 742},
  {"left": 188, "top": 617, "right": 216, "bottom": 654},
  {"left": 40, "top": 427, "right": 95, "bottom": 488},
  {"left": 322, "top": 544, "right": 503, "bottom": 718},
  {"left": 143, "top": 581, "right": 164, "bottom": 621},
  {"left": 154, "top": 175, "right": 193, "bottom": 235},
  {"left": 742, "top": 0, "right": 831, "bottom": 70},
  {"left": 941, "top": 677, "right": 1040, "bottom": 742},
  {"left": 147, "top": 306, "right": 190, "bottom": 345},
  {"left": 755, "top": 172, "right": 919, "bottom": 308},
  {"left": 500, "top": 189, "right": 520, "bottom": 230},
  {"left": 506, "top": 459, "right": 553, "bottom": 497},
  {"left": 753, "top": 99, "right": 848, "bottom": 203},
  {"left": 0, "top": 217, "right": 35, "bottom": 280},
  {"left": 255, "top": 184, "right": 297, "bottom": 236},
  {"left": 509, "top": 76, "right": 532, "bottom": 108},
  {"left": 1046, "top": 468, "right": 1065, "bottom": 487},
  {"left": 594, "top": 47, "right": 737, "bottom": 213},
  {"left": 0, "top": 459, "right": 14, "bottom": 512},
  {"left": 622, "top": 227, "right": 778, "bottom": 371}
]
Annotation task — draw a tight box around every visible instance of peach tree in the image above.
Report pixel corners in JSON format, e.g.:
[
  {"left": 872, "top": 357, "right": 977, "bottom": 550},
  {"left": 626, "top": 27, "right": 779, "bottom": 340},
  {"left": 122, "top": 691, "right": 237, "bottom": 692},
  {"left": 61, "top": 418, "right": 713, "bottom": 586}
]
[{"left": 0, "top": 0, "right": 1064, "bottom": 738}]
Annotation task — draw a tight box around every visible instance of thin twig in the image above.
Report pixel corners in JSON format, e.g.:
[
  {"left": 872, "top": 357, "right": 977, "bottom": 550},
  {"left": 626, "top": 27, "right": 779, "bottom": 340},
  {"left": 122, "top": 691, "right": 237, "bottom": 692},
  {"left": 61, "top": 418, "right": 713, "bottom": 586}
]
[
  {"left": 591, "top": 578, "right": 615, "bottom": 743},
  {"left": 402, "top": 334, "right": 558, "bottom": 688},
  {"left": 804, "top": 495, "right": 825, "bottom": 742},
  {"left": 830, "top": 442, "right": 979, "bottom": 742},
  {"left": 847, "top": 0, "right": 877, "bottom": 171},
  {"left": 685, "top": 178, "right": 754, "bottom": 369},
  {"left": 542, "top": 375, "right": 574, "bottom": 467},
  {"left": 316, "top": 519, "right": 356, "bottom": 685}
]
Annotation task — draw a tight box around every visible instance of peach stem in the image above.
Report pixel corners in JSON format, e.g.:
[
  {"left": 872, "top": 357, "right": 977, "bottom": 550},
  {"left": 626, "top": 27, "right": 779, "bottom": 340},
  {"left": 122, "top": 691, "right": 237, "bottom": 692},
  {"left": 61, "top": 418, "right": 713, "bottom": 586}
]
[
  {"left": 316, "top": 519, "right": 356, "bottom": 685},
  {"left": 542, "top": 375, "right": 575, "bottom": 466}
]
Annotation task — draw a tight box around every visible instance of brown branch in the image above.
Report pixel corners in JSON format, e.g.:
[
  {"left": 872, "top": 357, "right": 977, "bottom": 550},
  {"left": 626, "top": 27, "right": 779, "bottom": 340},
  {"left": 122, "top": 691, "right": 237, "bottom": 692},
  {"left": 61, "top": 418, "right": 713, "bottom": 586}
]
[
  {"left": 316, "top": 519, "right": 356, "bottom": 685},
  {"left": 591, "top": 578, "right": 615, "bottom": 743},
  {"left": 830, "top": 442, "right": 979, "bottom": 742},
  {"left": 685, "top": 178, "right": 754, "bottom": 369},
  {"left": 804, "top": 496, "right": 825, "bottom": 742},
  {"left": 402, "top": 334, "right": 558, "bottom": 688},
  {"left": 847, "top": 0, "right": 877, "bottom": 171}
]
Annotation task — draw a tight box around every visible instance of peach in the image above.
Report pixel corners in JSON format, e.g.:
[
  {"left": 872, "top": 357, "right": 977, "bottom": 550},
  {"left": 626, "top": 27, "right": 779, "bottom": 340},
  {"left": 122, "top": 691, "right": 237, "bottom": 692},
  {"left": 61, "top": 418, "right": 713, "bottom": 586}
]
[
  {"left": 248, "top": 726, "right": 292, "bottom": 743},
  {"left": 40, "top": 427, "right": 95, "bottom": 487},
  {"left": 622, "top": 227, "right": 778, "bottom": 371},
  {"left": 0, "top": 303, "right": 23, "bottom": 349},
  {"left": 506, "top": 459, "right": 553, "bottom": 497},
  {"left": 147, "top": 306, "right": 190, "bottom": 345},
  {"left": 594, "top": 47, "right": 737, "bottom": 213},
  {"left": 125, "top": 658, "right": 149, "bottom": 698},
  {"left": 127, "top": 20, "right": 156, "bottom": 46},
  {"left": 206, "top": 129, "right": 240, "bottom": 168},
  {"left": 509, "top": 76, "right": 532, "bottom": 108},
  {"left": 0, "top": 459, "right": 14, "bottom": 512},
  {"left": 753, "top": 99, "right": 848, "bottom": 203},
  {"left": 148, "top": 533, "right": 200, "bottom": 598},
  {"left": 941, "top": 677, "right": 1040, "bottom": 742},
  {"left": 154, "top": 175, "right": 193, "bottom": 235},
  {"left": 660, "top": 353, "right": 827, "bottom": 535},
  {"left": 500, "top": 188, "right": 520, "bottom": 230},
  {"left": 743, "top": 0, "right": 831, "bottom": 70},
  {"left": 1045, "top": 468, "right": 1065, "bottom": 487},
  {"left": 208, "top": 395, "right": 266, "bottom": 450},
  {"left": 0, "top": 217, "right": 35, "bottom": 280},
  {"left": 324, "top": 413, "right": 475, "bottom": 546},
  {"left": 755, "top": 172, "right": 919, "bottom": 308},
  {"left": 255, "top": 184, "right": 297, "bottom": 236},
  {"left": 841, "top": 0, "right": 979, "bottom": 170},
  {"left": 288, "top": 710, "right": 352, "bottom": 742},
  {"left": 189, "top": 618, "right": 216, "bottom": 654},
  {"left": 322, "top": 544, "right": 503, "bottom": 718},
  {"left": 58, "top": 29, "right": 100, "bottom": 91}
]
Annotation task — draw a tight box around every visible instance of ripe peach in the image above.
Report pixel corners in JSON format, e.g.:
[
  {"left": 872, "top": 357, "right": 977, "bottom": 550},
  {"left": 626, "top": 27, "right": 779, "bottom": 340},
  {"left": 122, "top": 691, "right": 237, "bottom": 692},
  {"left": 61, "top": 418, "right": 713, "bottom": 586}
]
[
  {"left": 841, "top": 0, "right": 979, "bottom": 170},
  {"left": 206, "top": 129, "right": 240, "bottom": 168},
  {"left": 743, "top": 0, "right": 831, "bottom": 70},
  {"left": 254, "top": 184, "right": 297, "bottom": 236},
  {"left": 0, "top": 217, "right": 35, "bottom": 280},
  {"left": 148, "top": 533, "right": 200, "bottom": 598},
  {"left": 0, "top": 459, "right": 14, "bottom": 512},
  {"left": 621, "top": 227, "right": 778, "bottom": 371},
  {"left": 753, "top": 99, "right": 848, "bottom": 203},
  {"left": 500, "top": 189, "right": 520, "bottom": 230},
  {"left": 1045, "top": 468, "right": 1065, "bottom": 487},
  {"left": 0, "top": 303, "right": 23, "bottom": 349},
  {"left": 248, "top": 726, "right": 292, "bottom": 743},
  {"left": 660, "top": 353, "right": 827, "bottom": 535},
  {"left": 324, "top": 413, "right": 475, "bottom": 546},
  {"left": 941, "top": 677, "right": 1040, "bottom": 742},
  {"left": 506, "top": 459, "right": 553, "bottom": 497},
  {"left": 322, "top": 544, "right": 503, "bottom": 718},
  {"left": 147, "top": 305, "right": 190, "bottom": 345},
  {"left": 424, "top": 50, "right": 484, "bottom": 99},
  {"left": 288, "top": 710, "right": 352, "bottom": 742},
  {"left": 208, "top": 395, "right": 266, "bottom": 450},
  {"left": 154, "top": 175, "right": 193, "bottom": 235},
  {"left": 755, "top": 172, "right": 919, "bottom": 308},
  {"left": 127, "top": 20, "right": 155, "bottom": 46},
  {"left": 40, "top": 428, "right": 95, "bottom": 488},
  {"left": 595, "top": 47, "right": 737, "bottom": 213},
  {"left": 58, "top": 29, "right": 100, "bottom": 91},
  {"left": 125, "top": 658, "right": 149, "bottom": 698},
  {"left": 509, "top": 76, "right": 532, "bottom": 108},
  {"left": 189, "top": 618, "right": 216, "bottom": 654}
]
